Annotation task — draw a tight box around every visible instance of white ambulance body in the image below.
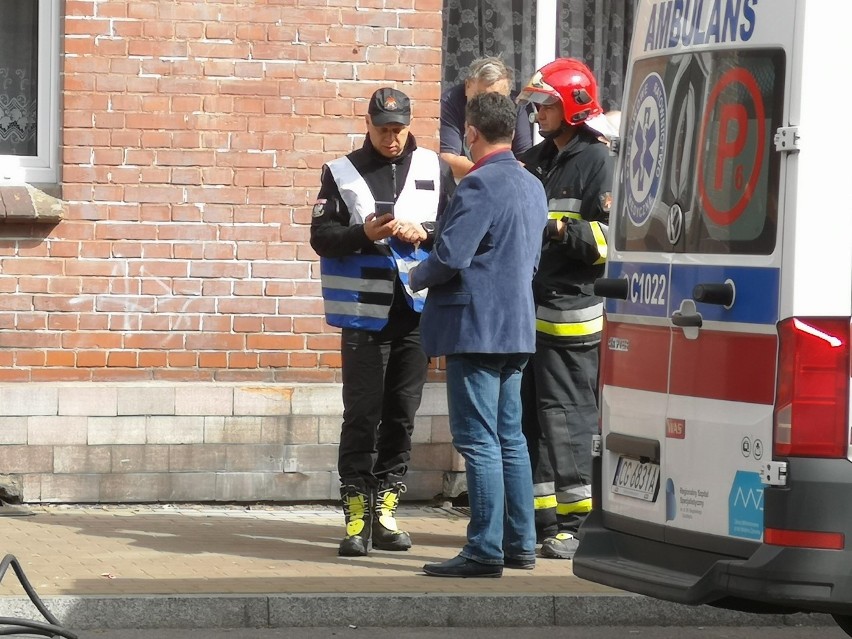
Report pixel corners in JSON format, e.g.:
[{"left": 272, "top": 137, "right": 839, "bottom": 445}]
[{"left": 573, "top": 0, "right": 852, "bottom": 633}]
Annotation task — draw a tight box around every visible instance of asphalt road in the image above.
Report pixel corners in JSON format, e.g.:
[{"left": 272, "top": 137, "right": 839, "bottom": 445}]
[{"left": 81, "top": 624, "right": 848, "bottom": 639}]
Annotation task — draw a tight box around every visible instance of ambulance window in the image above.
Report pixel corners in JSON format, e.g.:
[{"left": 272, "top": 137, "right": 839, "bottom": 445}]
[{"left": 615, "top": 50, "right": 784, "bottom": 256}]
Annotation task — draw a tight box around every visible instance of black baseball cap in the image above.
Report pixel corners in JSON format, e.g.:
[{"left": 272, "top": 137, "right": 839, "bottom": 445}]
[{"left": 368, "top": 88, "right": 411, "bottom": 126}]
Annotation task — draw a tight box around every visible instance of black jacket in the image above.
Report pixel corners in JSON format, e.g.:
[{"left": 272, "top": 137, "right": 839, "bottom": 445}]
[
  {"left": 311, "top": 134, "right": 455, "bottom": 258},
  {"left": 311, "top": 134, "right": 455, "bottom": 329},
  {"left": 519, "top": 127, "right": 614, "bottom": 344}
]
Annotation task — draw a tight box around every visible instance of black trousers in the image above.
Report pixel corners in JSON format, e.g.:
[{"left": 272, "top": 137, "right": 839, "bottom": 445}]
[
  {"left": 522, "top": 341, "right": 599, "bottom": 532},
  {"left": 338, "top": 323, "right": 428, "bottom": 491}
]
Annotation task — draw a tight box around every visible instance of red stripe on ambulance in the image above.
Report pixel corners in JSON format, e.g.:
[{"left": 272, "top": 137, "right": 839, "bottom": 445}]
[
  {"left": 670, "top": 331, "right": 777, "bottom": 404},
  {"left": 601, "top": 322, "right": 669, "bottom": 394}
]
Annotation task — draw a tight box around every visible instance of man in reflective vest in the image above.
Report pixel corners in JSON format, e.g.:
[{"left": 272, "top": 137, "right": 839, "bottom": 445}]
[
  {"left": 516, "top": 59, "right": 616, "bottom": 559},
  {"left": 310, "top": 87, "right": 455, "bottom": 557}
]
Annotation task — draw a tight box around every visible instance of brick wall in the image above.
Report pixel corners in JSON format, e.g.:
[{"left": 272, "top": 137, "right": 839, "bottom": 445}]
[
  {"left": 0, "top": 0, "right": 452, "bottom": 503},
  {"left": 0, "top": 0, "right": 443, "bottom": 383}
]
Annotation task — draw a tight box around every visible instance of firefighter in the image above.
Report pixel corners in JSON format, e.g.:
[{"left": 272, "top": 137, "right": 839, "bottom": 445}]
[
  {"left": 516, "top": 59, "right": 615, "bottom": 559},
  {"left": 310, "top": 88, "right": 455, "bottom": 557}
]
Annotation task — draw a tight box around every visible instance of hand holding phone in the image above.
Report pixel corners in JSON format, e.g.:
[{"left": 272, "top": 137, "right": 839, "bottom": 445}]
[{"left": 374, "top": 201, "right": 395, "bottom": 219}]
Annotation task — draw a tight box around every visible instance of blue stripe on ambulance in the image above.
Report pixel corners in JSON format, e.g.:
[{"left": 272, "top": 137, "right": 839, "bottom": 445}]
[
  {"left": 605, "top": 261, "right": 671, "bottom": 318},
  {"left": 669, "top": 264, "right": 780, "bottom": 325},
  {"left": 605, "top": 262, "right": 780, "bottom": 325}
]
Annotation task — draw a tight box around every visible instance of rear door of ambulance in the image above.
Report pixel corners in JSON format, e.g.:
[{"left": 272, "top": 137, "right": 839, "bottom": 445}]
[{"left": 599, "top": 0, "right": 793, "bottom": 551}]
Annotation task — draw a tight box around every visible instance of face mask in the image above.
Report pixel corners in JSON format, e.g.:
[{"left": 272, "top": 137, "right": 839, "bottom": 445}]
[{"left": 465, "top": 125, "right": 478, "bottom": 151}]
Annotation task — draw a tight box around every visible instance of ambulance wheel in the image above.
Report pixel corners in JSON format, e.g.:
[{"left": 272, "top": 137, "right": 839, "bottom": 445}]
[{"left": 831, "top": 613, "right": 852, "bottom": 638}]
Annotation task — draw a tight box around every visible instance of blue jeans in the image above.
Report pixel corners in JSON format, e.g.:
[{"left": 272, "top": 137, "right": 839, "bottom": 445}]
[{"left": 445, "top": 353, "right": 536, "bottom": 565}]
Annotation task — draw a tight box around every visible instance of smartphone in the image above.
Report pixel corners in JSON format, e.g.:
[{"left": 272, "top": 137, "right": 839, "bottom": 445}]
[{"left": 375, "top": 201, "right": 395, "bottom": 218}]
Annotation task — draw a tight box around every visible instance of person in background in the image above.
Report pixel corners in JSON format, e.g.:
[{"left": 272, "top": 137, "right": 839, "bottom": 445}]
[
  {"left": 410, "top": 92, "right": 548, "bottom": 578},
  {"left": 516, "top": 58, "right": 615, "bottom": 560},
  {"left": 440, "top": 56, "right": 534, "bottom": 180},
  {"left": 310, "top": 87, "right": 455, "bottom": 557}
]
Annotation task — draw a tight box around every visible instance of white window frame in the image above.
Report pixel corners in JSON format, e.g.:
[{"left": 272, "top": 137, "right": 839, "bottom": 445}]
[{"left": 0, "top": 0, "right": 61, "bottom": 185}]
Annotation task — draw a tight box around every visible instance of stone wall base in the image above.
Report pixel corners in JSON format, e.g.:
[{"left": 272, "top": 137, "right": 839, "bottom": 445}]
[{"left": 0, "top": 382, "right": 463, "bottom": 504}]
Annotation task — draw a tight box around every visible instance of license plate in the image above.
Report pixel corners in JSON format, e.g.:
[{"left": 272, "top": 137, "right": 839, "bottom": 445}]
[{"left": 611, "top": 455, "right": 661, "bottom": 502}]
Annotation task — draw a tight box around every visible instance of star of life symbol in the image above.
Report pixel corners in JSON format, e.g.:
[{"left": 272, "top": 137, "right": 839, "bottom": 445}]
[
  {"left": 634, "top": 107, "right": 657, "bottom": 192},
  {"left": 625, "top": 73, "right": 667, "bottom": 226}
]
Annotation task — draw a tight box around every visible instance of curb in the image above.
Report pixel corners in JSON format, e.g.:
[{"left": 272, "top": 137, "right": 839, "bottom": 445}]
[{"left": 0, "top": 594, "right": 834, "bottom": 630}]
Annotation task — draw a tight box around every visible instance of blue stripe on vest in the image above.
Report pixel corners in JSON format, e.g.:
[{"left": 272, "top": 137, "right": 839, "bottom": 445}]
[
  {"left": 325, "top": 313, "right": 388, "bottom": 331},
  {"left": 389, "top": 238, "right": 429, "bottom": 313},
  {"left": 320, "top": 254, "right": 397, "bottom": 331}
]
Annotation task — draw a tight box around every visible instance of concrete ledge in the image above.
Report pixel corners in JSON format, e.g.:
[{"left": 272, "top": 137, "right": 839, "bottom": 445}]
[{"left": 0, "top": 594, "right": 834, "bottom": 630}]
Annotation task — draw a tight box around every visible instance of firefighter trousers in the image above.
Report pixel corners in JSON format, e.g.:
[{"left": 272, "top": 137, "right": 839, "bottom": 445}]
[{"left": 522, "top": 341, "right": 599, "bottom": 534}]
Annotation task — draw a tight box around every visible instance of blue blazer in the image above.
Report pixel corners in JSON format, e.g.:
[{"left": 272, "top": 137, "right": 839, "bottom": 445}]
[{"left": 409, "top": 149, "right": 548, "bottom": 357}]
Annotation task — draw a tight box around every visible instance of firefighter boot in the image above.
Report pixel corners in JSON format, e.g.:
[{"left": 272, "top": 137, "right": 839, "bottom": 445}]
[
  {"left": 539, "top": 506, "right": 589, "bottom": 559},
  {"left": 372, "top": 479, "right": 412, "bottom": 551},
  {"left": 338, "top": 485, "right": 373, "bottom": 557}
]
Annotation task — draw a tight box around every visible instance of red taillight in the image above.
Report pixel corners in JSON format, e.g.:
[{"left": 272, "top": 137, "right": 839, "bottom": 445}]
[
  {"left": 774, "top": 318, "right": 851, "bottom": 458},
  {"left": 764, "top": 527, "right": 845, "bottom": 550}
]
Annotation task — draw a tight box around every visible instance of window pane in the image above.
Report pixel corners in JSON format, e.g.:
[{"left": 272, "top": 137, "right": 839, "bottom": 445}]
[
  {"left": 0, "top": 0, "right": 39, "bottom": 157},
  {"left": 614, "top": 50, "right": 784, "bottom": 256},
  {"left": 441, "top": 0, "right": 536, "bottom": 95}
]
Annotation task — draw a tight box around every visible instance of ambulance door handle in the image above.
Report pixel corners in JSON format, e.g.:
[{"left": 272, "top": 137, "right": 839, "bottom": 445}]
[
  {"left": 692, "top": 280, "right": 735, "bottom": 307},
  {"left": 671, "top": 310, "right": 702, "bottom": 328}
]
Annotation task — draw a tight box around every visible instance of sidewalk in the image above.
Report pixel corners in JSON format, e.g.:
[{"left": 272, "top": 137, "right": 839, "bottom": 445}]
[{"left": 0, "top": 504, "right": 831, "bottom": 630}]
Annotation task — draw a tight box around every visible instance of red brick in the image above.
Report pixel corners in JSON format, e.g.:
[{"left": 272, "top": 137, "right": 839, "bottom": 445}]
[
  {"left": 46, "top": 350, "right": 77, "bottom": 367},
  {"left": 259, "top": 352, "right": 289, "bottom": 368},
  {"left": 65, "top": 17, "right": 112, "bottom": 35},
  {"left": 289, "top": 352, "right": 318, "bottom": 368},
  {"left": 78, "top": 351, "right": 109, "bottom": 367},
  {"left": 199, "top": 352, "right": 228, "bottom": 368},
  {"left": 139, "top": 351, "right": 169, "bottom": 368},
  {"left": 229, "top": 352, "right": 259, "bottom": 368},
  {"left": 65, "top": 1, "right": 97, "bottom": 17},
  {"left": 17, "top": 350, "right": 47, "bottom": 367}
]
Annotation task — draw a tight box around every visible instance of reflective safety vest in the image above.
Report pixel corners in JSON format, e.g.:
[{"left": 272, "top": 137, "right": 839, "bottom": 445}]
[{"left": 320, "top": 148, "right": 440, "bottom": 330}]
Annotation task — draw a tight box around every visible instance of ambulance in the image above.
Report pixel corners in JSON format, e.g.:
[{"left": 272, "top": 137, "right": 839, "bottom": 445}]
[{"left": 571, "top": 0, "right": 852, "bottom": 634}]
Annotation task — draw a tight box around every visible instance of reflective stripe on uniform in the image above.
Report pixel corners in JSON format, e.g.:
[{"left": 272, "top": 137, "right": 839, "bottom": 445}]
[
  {"left": 557, "top": 485, "right": 592, "bottom": 503},
  {"left": 323, "top": 300, "right": 392, "bottom": 320},
  {"left": 556, "top": 498, "right": 592, "bottom": 516},
  {"left": 548, "top": 211, "right": 583, "bottom": 221},
  {"left": 590, "top": 221, "right": 608, "bottom": 265},
  {"left": 321, "top": 274, "right": 396, "bottom": 294},
  {"left": 534, "top": 495, "right": 557, "bottom": 510},
  {"left": 320, "top": 253, "right": 396, "bottom": 330},
  {"left": 535, "top": 303, "right": 603, "bottom": 338},
  {"left": 533, "top": 481, "right": 556, "bottom": 497},
  {"left": 550, "top": 197, "right": 582, "bottom": 214}
]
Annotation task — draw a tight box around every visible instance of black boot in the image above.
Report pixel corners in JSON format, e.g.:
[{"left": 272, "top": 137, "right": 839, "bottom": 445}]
[
  {"left": 338, "top": 484, "right": 373, "bottom": 557},
  {"left": 372, "top": 479, "right": 412, "bottom": 551}
]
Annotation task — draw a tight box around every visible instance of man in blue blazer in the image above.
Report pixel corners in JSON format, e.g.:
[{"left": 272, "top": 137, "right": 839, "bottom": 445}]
[{"left": 409, "top": 92, "right": 549, "bottom": 578}]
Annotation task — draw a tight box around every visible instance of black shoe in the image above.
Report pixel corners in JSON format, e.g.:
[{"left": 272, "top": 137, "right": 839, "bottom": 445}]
[
  {"left": 423, "top": 554, "right": 502, "bottom": 578},
  {"left": 504, "top": 556, "right": 535, "bottom": 570}
]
